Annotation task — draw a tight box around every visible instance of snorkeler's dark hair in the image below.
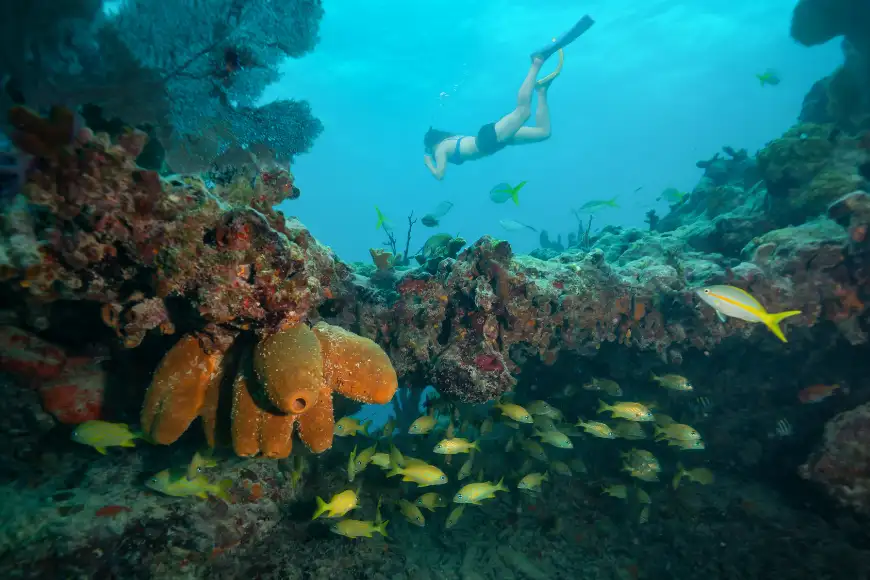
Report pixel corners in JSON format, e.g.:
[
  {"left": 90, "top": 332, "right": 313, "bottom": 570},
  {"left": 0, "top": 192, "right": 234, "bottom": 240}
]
[{"left": 423, "top": 127, "right": 455, "bottom": 152}]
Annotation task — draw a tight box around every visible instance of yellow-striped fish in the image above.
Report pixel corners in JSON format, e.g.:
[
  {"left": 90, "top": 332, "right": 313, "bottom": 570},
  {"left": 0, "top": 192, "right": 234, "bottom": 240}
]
[{"left": 696, "top": 285, "right": 801, "bottom": 343}]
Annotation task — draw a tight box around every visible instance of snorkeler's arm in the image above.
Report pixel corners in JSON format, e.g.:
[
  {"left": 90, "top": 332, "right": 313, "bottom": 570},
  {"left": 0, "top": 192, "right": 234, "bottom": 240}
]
[{"left": 424, "top": 149, "right": 447, "bottom": 180}]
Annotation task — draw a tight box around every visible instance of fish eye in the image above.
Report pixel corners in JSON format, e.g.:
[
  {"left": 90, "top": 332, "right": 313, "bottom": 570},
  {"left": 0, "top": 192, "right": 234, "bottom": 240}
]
[
  {"left": 440, "top": 475, "right": 446, "bottom": 480},
  {"left": 456, "top": 493, "right": 464, "bottom": 499},
  {"left": 150, "top": 477, "right": 158, "bottom": 483},
  {"left": 703, "top": 289, "right": 710, "bottom": 294},
  {"left": 337, "top": 425, "right": 343, "bottom": 430}
]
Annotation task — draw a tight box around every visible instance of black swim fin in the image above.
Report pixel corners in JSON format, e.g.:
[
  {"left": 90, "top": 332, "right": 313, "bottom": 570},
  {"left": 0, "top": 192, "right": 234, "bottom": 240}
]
[{"left": 531, "top": 15, "right": 595, "bottom": 61}]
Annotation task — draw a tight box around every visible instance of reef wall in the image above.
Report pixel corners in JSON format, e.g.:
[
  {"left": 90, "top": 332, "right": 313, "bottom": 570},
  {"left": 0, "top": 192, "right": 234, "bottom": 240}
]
[{"left": 2, "top": 0, "right": 870, "bottom": 519}]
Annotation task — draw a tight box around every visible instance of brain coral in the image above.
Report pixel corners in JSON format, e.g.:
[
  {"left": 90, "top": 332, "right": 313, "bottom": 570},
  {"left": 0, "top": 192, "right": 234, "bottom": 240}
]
[{"left": 141, "top": 322, "right": 398, "bottom": 457}]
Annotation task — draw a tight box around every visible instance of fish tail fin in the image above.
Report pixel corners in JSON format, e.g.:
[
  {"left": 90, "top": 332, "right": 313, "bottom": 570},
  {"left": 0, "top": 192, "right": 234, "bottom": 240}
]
[
  {"left": 386, "top": 466, "right": 403, "bottom": 478},
  {"left": 95, "top": 446, "right": 107, "bottom": 455},
  {"left": 121, "top": 439, "right": 136, "bottom": 448},
  {"left": 495, "top": 476, "right": 508, "bottom": 493},
  {"left": 672, "top": 470, "right": 684, "bottom": 490},
  {"left": 362, "top": 420, "right": 372, "bottom": 436},
  {"left": 375, "top": 207, "right": 385, "bottom": 229},
  {"left": 471, "top": 441, "right": 481, "bottom": 452},
  {"left": 543, "top": 472, "right": 550, "bottom": 482},
  {"left": 653, "top": 425, "right": 664, "bottom": 439},
  {"left": 596, "top": 399, "right": 610, "bottom": 414},
  {"left": 763, "top": 310, "right": 802, "bottom": 343},
  {"left": 214, "top": 479, "right": 233, "bottom": 502},
  {"left": 312, "top": 496, "right": 328, "bottom": 520},
  {"left": 376, "top": 520, "right": 389, "bottom": 537}
]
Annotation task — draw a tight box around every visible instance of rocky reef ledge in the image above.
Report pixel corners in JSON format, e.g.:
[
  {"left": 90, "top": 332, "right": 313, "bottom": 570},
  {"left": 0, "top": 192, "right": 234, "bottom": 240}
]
[{"left": 2, "top": 80, "right": 870, "bottom": 519}]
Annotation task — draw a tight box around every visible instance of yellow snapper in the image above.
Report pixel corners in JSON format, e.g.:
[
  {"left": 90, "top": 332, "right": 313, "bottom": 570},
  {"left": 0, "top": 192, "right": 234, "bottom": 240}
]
[
  {"left": 353, "top": 443, "right": 378, "bottom": 474},
  {"left": 371, "top": 452, "right": 391, "bottom": 469},
  {"left": 434, "top": 438, "right": 479, "bottom": 455},
  {"left": 602, "top": 484, "right": 628, "bottom": 499},
  {"left": 458, "top": 453, "right": 474, "bottom": 481},
  {"left": 389, "top": 443, "right": 406, "bottom": 468},
  {"left": 639, "top": 505, "right": 650, "bottom": 525},
  {"left": 654, "top": 423, "right": 701, "bottom": 442},
  {"left": 695, "top": 285, "right": 801, "bottom": 343},
  {"left": 494, "top": 402, "right": 533, "bottom": 423},
  {"left": 651, "top": 373, "right": 693, "bottom": 392},
  {"left": 613, "top": 421, "right": 647, "bottom": 440},
  {"left": 533, "top": 414, "right": 558, "bottom": 432},
  {"left": 621, "top": 448, "right": 661, "bottom": 472},
  {"left": 624, "top": 465, "right": 659, "bottom": 482},
  {"left": 290, "top": 454, "right": 306, "bottom": 486},
  {"left": 570, "top": 458, "right": 588, "bottom": 473},
  {"left": 380, "top": 416, "right": 396, "bottom": 439},
  {"left": 526, "top": 400, "right": 562, "bottom": 419},
  {"left": 636, "top": 486, "right": 651, "bottom": 504},
  {"left": 312, "top": 489, "right": 359, "bottom": 520},
  {"left": 534, "top": 428, "right": 573, "bottom": 449},
  {"left": 334, "top": 416, "right": 370, "bottom": 437},
  {"left": 583, "top": 378, "right": 623, "bottom": 397},
  {"left": 446, "top": 504, "right": 465, "bottom": 528},
  {"left": 398, "top": 499, "right": 426, "bottom": 526},
  {"left": 347, "top": 445, "right": 358, "bottom": 482},
  {"left": 550, "top": 461, "right": 573, "bottom": 477},
  {"left": 453, "top": 477, "right": 508, "bottom": 505},
  {"left": 521, "top": 438, "right": 549, "bottom": 462},
  {"left": 598, "top": 400, "right": 653, "bottom": 422},
  {"left": 146, "top": 468, "right": 231, "bottom": 501},
  {"left": 517, "top": 472, "right": 549, "bottom": 492},
  {"left": 387, "top": 461, "right": 448, "bottom": 487},
  {"left": 653, "top": 413, "right": 676, "bottom": 426},
  {"left": 415, "top": 492, "right": 448, "bottom": 511},
  {"left": 480, "top": 417, "right": 494, "bottom": 436},
  {"left": 331, "top": 519, "right": 388, "bottom": 539},
  {"left": 575, "top": 420, "right": 615, "bottom": 439},
  {"left": 71, "top": 420, "right": 141, "bottom": 455},
  {"left": 669, "top": 438, "right": 706, "bottom": 451},
  {"left": 375, "top": 496, "right": 384, "bottom": 524},
  {"left": 187, "top": 449, "right": 218, "bottom": 479},
  {"left": 408, "top": 415, "right": 437, "bottom": 435},
  {"left": 672, "top": 463, "right": 714, "bottom": 488}
]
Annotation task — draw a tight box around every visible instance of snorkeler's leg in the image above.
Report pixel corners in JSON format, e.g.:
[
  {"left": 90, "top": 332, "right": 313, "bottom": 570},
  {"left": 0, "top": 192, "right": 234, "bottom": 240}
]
[
  {"left": 530, "top": 15, "right": 595, "bottom": 61},
  {"left": 493, "top": 59, "right": 543, "bottom": 140},
  {"left": 511, "top": 86, "right": 551, "bottom": 144}
]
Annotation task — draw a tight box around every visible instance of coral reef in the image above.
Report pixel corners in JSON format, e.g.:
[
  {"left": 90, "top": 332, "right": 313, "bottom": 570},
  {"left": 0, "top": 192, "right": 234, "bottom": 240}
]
[{"left": 0, "top": 0, "right": 325, "bottom": 172}]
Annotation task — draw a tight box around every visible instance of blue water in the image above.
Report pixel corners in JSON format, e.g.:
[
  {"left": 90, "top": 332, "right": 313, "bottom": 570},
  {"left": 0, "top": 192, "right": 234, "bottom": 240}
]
[{"left": 267, "top": 0, "right": 841, "bottom": 261}]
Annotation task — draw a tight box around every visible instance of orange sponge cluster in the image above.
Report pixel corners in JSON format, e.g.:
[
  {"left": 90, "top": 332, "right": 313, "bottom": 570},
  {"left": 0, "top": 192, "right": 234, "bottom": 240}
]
[{"left": 141, "top": 323, "right": 397, "bottom": 458}]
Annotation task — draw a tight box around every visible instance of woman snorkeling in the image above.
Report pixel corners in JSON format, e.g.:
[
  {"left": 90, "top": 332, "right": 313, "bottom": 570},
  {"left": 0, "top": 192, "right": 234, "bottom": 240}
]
[{"left": 423, "top": 15, "right": 594, "bottom": 180}]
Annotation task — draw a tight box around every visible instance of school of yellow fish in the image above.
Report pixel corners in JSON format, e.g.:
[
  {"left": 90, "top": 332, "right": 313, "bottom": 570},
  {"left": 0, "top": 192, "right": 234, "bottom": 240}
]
[
  {"left": 64, "top": 284, "right": 813, "bottom": 540},
  {"left": 309, "top": 368, "right": 717, "bottom": 537}
]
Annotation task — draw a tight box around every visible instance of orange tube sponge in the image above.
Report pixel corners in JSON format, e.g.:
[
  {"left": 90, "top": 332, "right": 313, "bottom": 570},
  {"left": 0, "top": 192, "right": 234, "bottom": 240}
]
[
  {"left": 313, "top": 322, "right": 398, "bottom": 404},
  {"left": 141, "top": 335, "right": 225, "bottom": 445},
  {"left": 231, "top": 361, "right": 295, "bottom": 459},
  {"left": 296, "top": 385, "right": 335, "bottom": 453},
  {"left": 254, "top": 324, "right": 323, "bottom": 414}
]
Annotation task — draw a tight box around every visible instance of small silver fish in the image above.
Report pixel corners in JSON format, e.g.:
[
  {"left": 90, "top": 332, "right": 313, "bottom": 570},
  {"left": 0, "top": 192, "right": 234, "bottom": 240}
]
[{"left": 499, "top": 219, "right": 537, "bottom": 233}]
